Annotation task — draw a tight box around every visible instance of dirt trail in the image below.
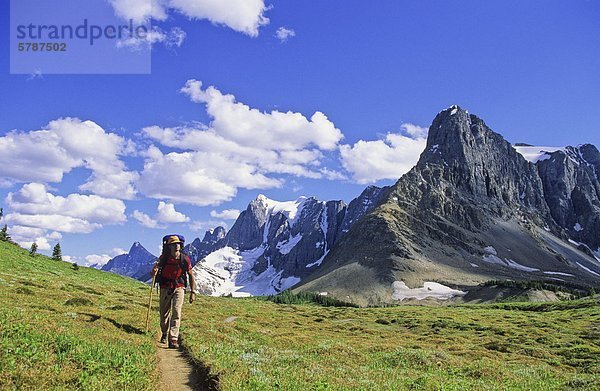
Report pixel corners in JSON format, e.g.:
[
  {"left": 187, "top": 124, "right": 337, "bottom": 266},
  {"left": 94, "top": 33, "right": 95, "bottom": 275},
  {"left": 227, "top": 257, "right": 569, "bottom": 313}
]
[{"left": 156, "top": 340, "right": 212, "bottom": 391}]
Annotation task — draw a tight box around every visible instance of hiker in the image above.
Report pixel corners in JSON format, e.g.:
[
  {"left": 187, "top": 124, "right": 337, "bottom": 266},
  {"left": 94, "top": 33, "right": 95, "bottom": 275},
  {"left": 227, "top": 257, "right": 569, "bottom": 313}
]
[{"left": 152, "top": 234, "right": 196, "bottom": 349}]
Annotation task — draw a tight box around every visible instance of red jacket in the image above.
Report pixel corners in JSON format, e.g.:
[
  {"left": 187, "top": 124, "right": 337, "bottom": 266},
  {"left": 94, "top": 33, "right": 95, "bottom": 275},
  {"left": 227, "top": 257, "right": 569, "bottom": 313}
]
[{"left": 159, "top": 254, "right": 191, "bottom": 289}]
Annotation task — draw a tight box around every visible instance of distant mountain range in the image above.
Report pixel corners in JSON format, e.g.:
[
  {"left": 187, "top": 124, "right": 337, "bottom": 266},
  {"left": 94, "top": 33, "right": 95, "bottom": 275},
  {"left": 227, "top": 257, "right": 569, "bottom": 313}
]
[{"left": 101, "top": 105, "right": 600, "bottom": 304}]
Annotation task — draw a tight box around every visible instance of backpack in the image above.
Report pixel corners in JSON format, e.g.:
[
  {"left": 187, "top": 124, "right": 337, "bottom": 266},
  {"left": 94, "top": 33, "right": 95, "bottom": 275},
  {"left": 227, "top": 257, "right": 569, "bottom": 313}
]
[
  {"left": 156, "top": 252, "right": 190, "bottom": 290},
  {"left": 155, "top": 234, "right": 190, "bottom": 290}
]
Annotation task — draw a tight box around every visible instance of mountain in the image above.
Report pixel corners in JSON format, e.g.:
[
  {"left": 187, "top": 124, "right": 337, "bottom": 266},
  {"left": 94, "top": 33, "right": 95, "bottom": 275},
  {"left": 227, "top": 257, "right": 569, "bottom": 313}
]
[
  {"left": 191, "top": 187, "right": 386, "bottom": 296},
  {"left": 184, "top": 226, "right": 226, "bottom": 266},
  {"left": 101, "top": 242, "right": 157, "bottom": 281},
  {"left": 294, "top": 106, "right": 600, "bottom": 305}
]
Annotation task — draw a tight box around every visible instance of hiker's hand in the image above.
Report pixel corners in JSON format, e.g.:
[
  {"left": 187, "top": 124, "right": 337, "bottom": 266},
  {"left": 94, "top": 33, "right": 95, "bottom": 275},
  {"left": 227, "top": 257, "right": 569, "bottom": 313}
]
[
  {"left": 151, "top": 263, "right": 159, "bottom": 276},
  {"left": 189, "top": 292, "right": 195, "bottom": 304}
]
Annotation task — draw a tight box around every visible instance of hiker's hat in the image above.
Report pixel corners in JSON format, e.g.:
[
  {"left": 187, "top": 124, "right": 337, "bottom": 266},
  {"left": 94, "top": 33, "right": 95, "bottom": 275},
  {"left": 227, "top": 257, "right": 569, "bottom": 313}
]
[{"left": 163, "top": 234, "right": 185, "bottom": 245}]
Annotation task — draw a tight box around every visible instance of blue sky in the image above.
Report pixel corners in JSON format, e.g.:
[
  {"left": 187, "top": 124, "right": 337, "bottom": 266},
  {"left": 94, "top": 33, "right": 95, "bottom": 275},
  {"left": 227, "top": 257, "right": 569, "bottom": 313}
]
[{"left": 1, "top": 0, "right": 599, "bottom": 265}]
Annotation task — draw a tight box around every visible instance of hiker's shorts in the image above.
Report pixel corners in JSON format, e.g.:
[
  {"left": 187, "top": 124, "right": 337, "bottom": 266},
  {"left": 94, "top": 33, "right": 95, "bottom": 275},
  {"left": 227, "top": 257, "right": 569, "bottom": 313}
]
[{"left": 159, "top": 287, "right": 185, "bottom": 339}]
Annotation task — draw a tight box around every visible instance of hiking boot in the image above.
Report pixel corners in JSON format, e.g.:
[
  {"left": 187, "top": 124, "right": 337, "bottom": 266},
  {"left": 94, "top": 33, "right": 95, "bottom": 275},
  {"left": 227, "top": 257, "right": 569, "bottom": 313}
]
[
  {"left": 160, "top": 333, "right": 168, "bottom": 344},
  {"left": 169, "top": 338, "right": 179, "bottom": 349}
]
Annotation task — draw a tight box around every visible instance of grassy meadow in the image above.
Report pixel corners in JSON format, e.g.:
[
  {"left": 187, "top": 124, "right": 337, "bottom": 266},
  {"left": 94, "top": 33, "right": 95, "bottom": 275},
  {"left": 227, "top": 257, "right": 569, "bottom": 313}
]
[
  {"left": 0, "top": 241, "right": 158, "bottom": 390},
  {"left": 183, "top": 296, "right": 599, "bottom": 389},
  {"left": 1, "top": 239, "right": 599, "bottom": 390}
]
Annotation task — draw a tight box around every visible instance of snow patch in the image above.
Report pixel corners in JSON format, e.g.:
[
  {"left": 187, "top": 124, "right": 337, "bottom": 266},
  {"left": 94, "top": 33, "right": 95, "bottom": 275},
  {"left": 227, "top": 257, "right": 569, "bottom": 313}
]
[
  {"left": 256, "top": 194, "right": 309, "bottom": 226},
  {"left": 391, "top": 281, "right": 466, "bottom": 301},
  {"left": 482, "top": 254, "right": 538, "bottom": 272},
  {"left": 276, "top": 234, "right": 303, "bottom": 255},
  {"left": 573, "top": 223, "right": 583, "bottom": 232},
  {"left": 543, "top": 271, "right": 574, "bottom": 277},
  {"left": 513, "top": 146, "right": 564, "bottom": 163},
  {"left": 576, "top": 262, "right": 600, "bottom": 277},
  {"left": 470, "top": 263, "right": 479, "bottom": 268},
  {"left": 568, "top": 239, "right": 581, "bottom": 246},
  {"left": 504, "top": 259, "right": 539, "bottom": 272},
  {"left": 193, "top": 245, "right": 301, "bottom": 296},
  {"left": 484, "top": 246, "right": 497, "bottom": 255},
  {"left": 482, "top": 254, "right": 504, "bottom": 265}
]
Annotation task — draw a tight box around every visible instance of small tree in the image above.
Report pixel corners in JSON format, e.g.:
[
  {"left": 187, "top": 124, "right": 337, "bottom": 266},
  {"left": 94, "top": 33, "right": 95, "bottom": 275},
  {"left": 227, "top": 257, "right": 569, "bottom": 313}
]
[
  {"left": 0, "top": 207, "right": 3, "bottom": 220},
  {"left": 29, "top": 242, "right": 38, "bottom": 257},
  {"left": 0, "top": 225, "right": 11, "bottom": 242},
  {"left": 52, "top": 243, "right": 62, "bottom": 261},
  {"left": 72, "top": 262, "right": 79, "bottom": 271}
]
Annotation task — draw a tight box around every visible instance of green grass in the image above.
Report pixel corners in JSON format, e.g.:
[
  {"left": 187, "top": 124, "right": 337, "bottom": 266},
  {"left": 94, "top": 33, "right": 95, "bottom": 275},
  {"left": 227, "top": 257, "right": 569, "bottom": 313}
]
[
  {"left": 0, "top": 241, "right": 158, "bottom": 390},
  {"left": 2, "top": 239, "right": 599, "bottom": 390},
  {"left": 181, "top": 295, "right": 600, "bottom": 390}
]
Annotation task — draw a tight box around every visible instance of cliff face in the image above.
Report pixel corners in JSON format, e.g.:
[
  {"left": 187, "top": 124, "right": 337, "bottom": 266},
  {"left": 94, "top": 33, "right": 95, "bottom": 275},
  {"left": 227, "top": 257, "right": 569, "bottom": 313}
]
[
  {"left": 294, "top": 106, "right": 600, "bottom": 306},
  {"left": 537, "top": 144, "right": 600, "bottom": 251}
]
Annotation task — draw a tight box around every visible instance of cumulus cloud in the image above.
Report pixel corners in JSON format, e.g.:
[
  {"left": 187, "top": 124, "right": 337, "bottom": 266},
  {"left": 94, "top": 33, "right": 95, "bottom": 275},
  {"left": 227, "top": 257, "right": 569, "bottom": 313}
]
[
  {"left": 0, "top": 118, "right": 137, "bottom": 199},
  {"left": 339, "top": 123, "right": 428, "bottom": 184},
  {"left": 210, "top": 209, "right": 240, "bottom": 220},
  {"left": 117, "top": 26, "right": 187, "bottom": 50},
  {"left": 11, "top": 232, "right": 52, "bottom": 252},
  {"left": 138, "top": 80, "right": 344, "bottom": 205},
  {"left": 6, "top": 183, "right": 127, "bottom": 225},
  {"left": 275, "top": 27, "right": 295, "bottom": 42},
  {"left": 109, "top": 0, "right": 269, "bottom": 36},
  {"left": 110, "top": 247, "right": 128, "bottom": 257},
  {"left": 157, "top": 201, "right": 190, "bottom": 223},
  {"left": 4, "top": 183, "right": 126, "bottom": 248},
  {"left": 84, "top": 254, "right": 112, "bottom": 267},
  {"left": 189, "top": 219, "right": 228, "bottom": 232},
  {"left": 132, "top": 210, "right": 162, "bottom": 229},
  {"left": 132, "top": 201, "right": 189, "bottom": 227},
  {"left": 180, "top": 80, "right": 342, "bottom": 151}
]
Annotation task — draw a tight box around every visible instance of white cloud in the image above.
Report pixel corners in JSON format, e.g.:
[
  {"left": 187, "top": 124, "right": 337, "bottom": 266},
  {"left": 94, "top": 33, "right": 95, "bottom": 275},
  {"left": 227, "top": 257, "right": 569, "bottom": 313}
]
[
  {"left": 0, "top": 118, "right": 137, "bottom": 199},
  {"left": 132, "top": 210, "right": 162, "bottom": 229},
  {"left": 109, "top": 0, "right": 269, "bottom": 36},
  {"left": 157, "top": 201, "right": 190, "bottom": 223},
  {"left": 133, "top": 201, "right": 189, "bottom": 227},
  {"left": 401, "top": 123, "right": 428, "bottom": 139},
  {"left": 116, "top": 26, "right": 187, "bottom": 50},
  {"left": 339, "top": 123, "right": 428, "bottom": 184},
  {"left": 4, "top": 182, "right": 126, "bottom": 249},
  {"left": 6, "top": 214, "right": 102, "bottom": 234},
  {"left": 210, "top": 209, "right": 240, "bottom": 220},
  {"left": 7, "top": 183, "right": 127, "bottom": 225},
  {"left": 8, "top": 225, "right": 62, "bottom": 251},
  {"left": 110, "top": 247, "right": 128, "bottom": 257},
  {"left": 138, "top": 80, "right": 345, "bottom": 206},
  {"left": 275, "top": 27, "right": 295, "bottom": 42},
  {"left": 180, "top": 80, "right": 343, "bottom": 151},
  {"left": 108, "top": 0, "right": 168, "bottom": 23},
  {"left": 13, "top": 234, "right": 51, "bottom": 252},
  {"left": 189, "top": 219, "right": 228, "bottom": 232},
  {"left": 84, "top": 254, "right": 112, "bottom": 267}
]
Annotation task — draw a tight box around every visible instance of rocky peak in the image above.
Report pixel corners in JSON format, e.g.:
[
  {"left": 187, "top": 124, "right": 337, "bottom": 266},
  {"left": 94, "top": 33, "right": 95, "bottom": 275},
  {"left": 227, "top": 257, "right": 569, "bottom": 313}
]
[
  {"left": 415, "top": 105, "right": 548, "bottom": 213},
  {"left": 202, "top": 226, "right": 226, "bottom": 244}
]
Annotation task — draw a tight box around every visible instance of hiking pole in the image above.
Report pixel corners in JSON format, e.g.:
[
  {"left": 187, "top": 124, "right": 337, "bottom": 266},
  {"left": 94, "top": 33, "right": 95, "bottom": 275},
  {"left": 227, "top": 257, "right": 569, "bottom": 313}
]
[{"left": 145, "top": 273, "right": 156, "bottom": 333}]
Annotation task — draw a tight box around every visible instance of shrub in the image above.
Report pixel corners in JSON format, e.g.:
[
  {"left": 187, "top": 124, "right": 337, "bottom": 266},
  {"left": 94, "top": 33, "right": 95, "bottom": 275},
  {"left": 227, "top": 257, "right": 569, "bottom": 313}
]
[{"left": 266, "top": 290, "right": 359, "bottom": 307}]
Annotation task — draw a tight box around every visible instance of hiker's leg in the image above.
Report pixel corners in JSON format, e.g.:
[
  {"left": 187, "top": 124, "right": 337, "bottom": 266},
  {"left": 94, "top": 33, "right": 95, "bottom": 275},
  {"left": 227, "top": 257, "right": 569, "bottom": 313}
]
[
  {"left": 169, "top": 287, "right": 185, "bottom": 340},
  {"left": 159, "top": 288, "right": 172, "bottom": 334}
]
